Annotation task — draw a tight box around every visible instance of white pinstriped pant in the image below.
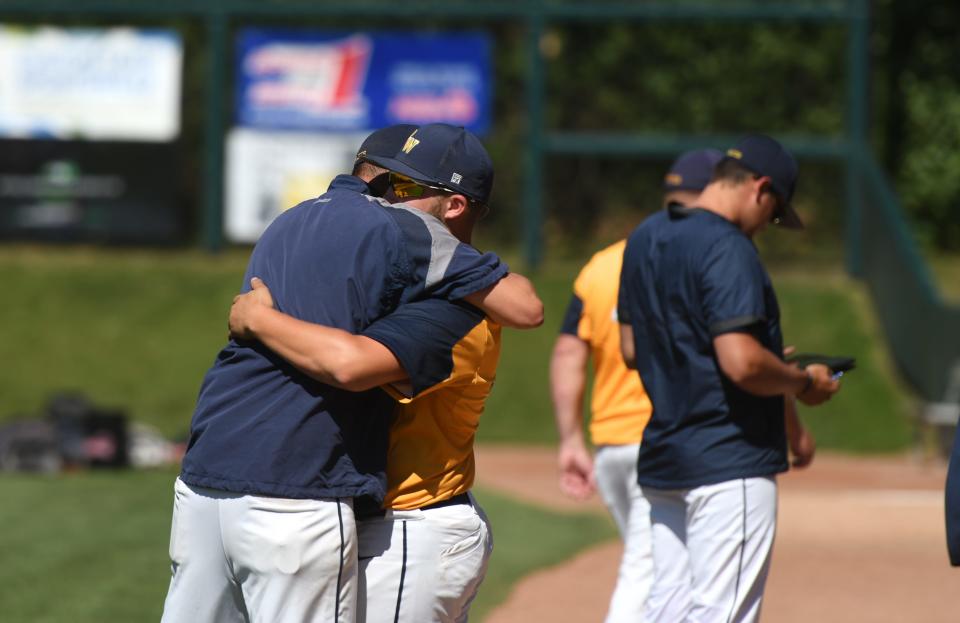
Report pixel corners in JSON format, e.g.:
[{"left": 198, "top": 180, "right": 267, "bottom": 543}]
[
  {"left": 160, "top": 477, "right": 358, "bottom": 623},
  {"left": 641, "top": 476, "right": 778, "bottom": 623},
  {"left": 594, "top": 443, "right": 654, "bottom": 622},
  {"left": 356, "top": 493, "right": 492, "bottom": 623}
]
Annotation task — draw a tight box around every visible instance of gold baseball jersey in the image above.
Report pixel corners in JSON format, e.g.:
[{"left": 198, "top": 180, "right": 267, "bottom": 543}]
[
  {"left": 560, "top": 239, "right": 652, "bottom": 446},
  {"left": 365, "top": 298, "right": 501, "bottom": 511}
]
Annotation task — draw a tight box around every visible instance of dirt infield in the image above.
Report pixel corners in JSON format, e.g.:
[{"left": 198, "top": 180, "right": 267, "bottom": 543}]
[{"left": 474, "top": 445, "right": 958, "bottom": 622}]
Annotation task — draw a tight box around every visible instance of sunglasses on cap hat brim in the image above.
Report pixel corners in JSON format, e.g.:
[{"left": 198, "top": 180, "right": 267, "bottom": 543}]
[
  {"left": 389, "top": 172, "right": 490, "bottom": 218},
  {"left": 388, "top": 172, "right": 453, "bottom": 199}
]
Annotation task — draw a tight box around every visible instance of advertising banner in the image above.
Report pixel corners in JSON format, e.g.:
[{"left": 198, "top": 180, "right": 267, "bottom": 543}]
[
  {"left": 0, "top": 140, "right": 184, "bottom": 243},
  {"left": 225, "top": 128, "right": 366, "bottom": 243},
  {"left": 0, "top": 26, "right": 183, "bottom": 142},
  {"left": 236, "top": 30, "right": 491, "bottom": 134}
]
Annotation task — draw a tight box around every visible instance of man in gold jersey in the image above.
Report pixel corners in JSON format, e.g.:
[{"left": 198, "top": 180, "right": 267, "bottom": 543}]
[
  {"left": 355, "top": 309, "right": 498, "bottom": 623},
  {"left": 228, "top": 126, "right": 524, "bottom": 623},
  {"left": 550, "top": 149, "right": 724, "bottom": 622}
]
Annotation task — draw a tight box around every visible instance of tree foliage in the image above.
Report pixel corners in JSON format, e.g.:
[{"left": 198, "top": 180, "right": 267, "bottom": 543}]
[
  {"left": 480, "top": 3, "right": 960, "bottom": 254},
  {"left": 484, "top": 19, "right": 850, "bottom": 256},
  {"left": 874, "top": 0, "right": 960, "bottom": 250}
]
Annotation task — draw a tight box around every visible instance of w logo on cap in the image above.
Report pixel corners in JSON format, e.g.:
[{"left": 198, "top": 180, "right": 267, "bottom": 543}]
[{"left": 402, "top": 131, "right": 420, "bottom": 154}]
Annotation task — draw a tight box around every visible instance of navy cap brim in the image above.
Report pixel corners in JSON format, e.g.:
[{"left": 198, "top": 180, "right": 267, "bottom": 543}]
[
  {"left": 723, "top": 154, "right": 803, "bottom": 229},
  {"left": 775, "top": 203, "right": 804, "bottom": 229}
]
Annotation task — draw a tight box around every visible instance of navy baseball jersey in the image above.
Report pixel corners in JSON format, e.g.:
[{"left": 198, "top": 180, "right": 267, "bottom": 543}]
[
  {"left": 618, "top": 205, "right": 788, "bottom": 489},
  {"left": 180, "top": 174, "right": 507, "bottom": 503}
]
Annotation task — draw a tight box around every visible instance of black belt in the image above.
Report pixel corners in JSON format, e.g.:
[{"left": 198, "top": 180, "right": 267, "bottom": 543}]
[
  {"left": 356, "top": 492, "right": 472, "bottom": 519},
  {"left": 419, "top": 492, "right": 472, "bottom": 511}
]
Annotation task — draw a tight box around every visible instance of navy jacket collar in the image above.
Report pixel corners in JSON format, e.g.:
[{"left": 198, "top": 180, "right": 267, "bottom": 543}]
[{"left": 328, "top": 174, "right": 371, "bottom": 194}]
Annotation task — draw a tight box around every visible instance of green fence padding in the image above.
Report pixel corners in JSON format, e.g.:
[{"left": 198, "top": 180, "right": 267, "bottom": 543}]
[{"left": 855, "top": 146, "right": 960, "bottom": 401}]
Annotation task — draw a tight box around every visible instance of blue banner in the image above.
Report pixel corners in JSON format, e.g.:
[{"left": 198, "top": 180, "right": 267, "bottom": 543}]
[{"left": 236, "top": 29, "right": 492, "bottom": 134}]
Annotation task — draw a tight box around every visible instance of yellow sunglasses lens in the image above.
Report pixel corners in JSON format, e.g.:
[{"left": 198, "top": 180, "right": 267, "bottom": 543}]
[
  {"left": 392, "top": 182, "right": 425, "bottom": 199},
  {"left": 389, "top": 174, "right": 428, "bottom": 199}
]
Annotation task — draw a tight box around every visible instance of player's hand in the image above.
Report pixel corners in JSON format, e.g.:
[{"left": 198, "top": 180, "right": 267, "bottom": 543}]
[
  {"left": 796, "top": 363, "right": 840, "bottom": 406},
  {"left": 229, "top": 278, "right": 275, "bottom": 339},
  {"left": 788, "top": 423, "right": 816, "bottom": 469},
  {"left": 557, "top": 440, "right": 595, "bottom": 501},
  {"left": 247, "top": 277, "right": 274, "bottom": 308}
]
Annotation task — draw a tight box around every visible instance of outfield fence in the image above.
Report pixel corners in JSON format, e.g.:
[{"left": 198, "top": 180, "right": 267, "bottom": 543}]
[{"left": 854, "top": 146, "right": 960, "bottom": 404}]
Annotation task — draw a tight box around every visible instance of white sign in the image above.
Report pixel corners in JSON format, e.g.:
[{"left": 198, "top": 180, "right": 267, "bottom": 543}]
[
  {"left": 225, "top": 128, "right": 366, "bottom": 243},
  {"left": 0, "top": 26, "right": 183, "bottom": 141}
]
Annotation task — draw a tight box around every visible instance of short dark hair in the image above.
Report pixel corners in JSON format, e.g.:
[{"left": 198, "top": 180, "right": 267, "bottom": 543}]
[
  {"left": 352, "top": 159, "right": 387, "bottom": 179},
  {"left": 710, "top": 158, "right": 760, "bottom": 186}
]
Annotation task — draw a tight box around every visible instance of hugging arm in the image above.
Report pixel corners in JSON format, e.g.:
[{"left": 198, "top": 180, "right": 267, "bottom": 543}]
[
  {"left": 229, "top": 279, "right": 406, "bottom": 392},
  {"left": 465, "top": 273, "right": 544, "bottom": 329}
]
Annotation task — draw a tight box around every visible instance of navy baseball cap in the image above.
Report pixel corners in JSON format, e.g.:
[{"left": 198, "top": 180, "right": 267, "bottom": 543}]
[
  {"left": 367, "top": 123, "right": 494, "bottom": 204},
  {"left": 723, "top": 133, "right": 802, "bottom": 229},
  {"left": 355, "top": 124, "right": 419, "bottom": 163},
  {"left": 663, "top": 148, "right": 724, "bottom": 192}
]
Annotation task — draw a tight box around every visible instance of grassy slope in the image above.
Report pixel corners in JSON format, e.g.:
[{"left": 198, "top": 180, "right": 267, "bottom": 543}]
[
  {"left": 0, "top": 247, "right": 249, "bottom": 438},
  {"left": 0, "top": 469, "right": 614, "bottom": 622},
  {"left": 1, "top": 247, "right": 916, "bottom": 451},
  {"left": 481, "top": 261, "right": 916, "bottom": 452}
]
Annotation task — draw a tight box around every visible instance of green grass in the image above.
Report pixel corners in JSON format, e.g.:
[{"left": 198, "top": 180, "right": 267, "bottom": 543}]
[
  {"left": 0, "top": 470, "right": 614, "bottom": 622},
  {"left": 0, "top": 468, "right": 175, "bottom": 623},
  {"left": 470, "top": 487, "right": 616, "bottom": 621},
  {"left": 0, "top": 246, "right": 917, "bottom": 451}
]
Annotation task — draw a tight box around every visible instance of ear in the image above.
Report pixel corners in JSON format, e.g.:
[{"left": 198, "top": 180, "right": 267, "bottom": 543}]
[
  {"left": 442, "top": 194, "right": 470, "bottom": 221},
  {"left": 754, "top": 176, "right": 772, "bottom": 200}
]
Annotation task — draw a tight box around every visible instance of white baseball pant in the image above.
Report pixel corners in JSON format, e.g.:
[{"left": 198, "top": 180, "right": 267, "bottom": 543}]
[
  {"left": 594, "top": 443, "right": 654, "bottom": 623},
  {"left": 641, "top": 476, "right": 777, "bottom": 623},
  {"left": 356, "top": 492, "right": 492, "bottom": 623},
  {"left": 160, "top": 477, "right": 358, "bottom": 623}
]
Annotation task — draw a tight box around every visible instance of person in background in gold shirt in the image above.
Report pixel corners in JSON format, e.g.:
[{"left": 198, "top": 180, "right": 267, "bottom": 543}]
[{"left": 549, "top": 149, "right": 723, "bottom": 622}]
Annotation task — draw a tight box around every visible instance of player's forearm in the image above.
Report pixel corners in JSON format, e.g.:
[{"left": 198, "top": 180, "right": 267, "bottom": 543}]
[
  {"left": 714, "top": 332, "right": 809, "bottom": 397},
  {"left": 245, "top": 306, "right": 406, "bottom": 391},
  {"left": 465, "top": 272, "right": 544, "bottom": 329},
  {"left": 550, "top": 337, "right": 589, "bottom": 443},
  {"left": 552, "top": 387, "right": 587, "bottom": 446}
]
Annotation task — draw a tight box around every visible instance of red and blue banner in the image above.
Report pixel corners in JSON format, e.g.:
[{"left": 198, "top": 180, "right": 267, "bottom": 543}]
[{"left": 236, "top": 30, "right": 491, "bottom": 134}]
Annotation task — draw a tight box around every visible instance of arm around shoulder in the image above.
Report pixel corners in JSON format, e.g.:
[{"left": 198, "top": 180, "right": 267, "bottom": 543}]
[
  {"left": 229, "top": 279, "right": 407, "bottom": 392},
  {"left": 464, "top": 272, "right": 544, "bottom": 329}
]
